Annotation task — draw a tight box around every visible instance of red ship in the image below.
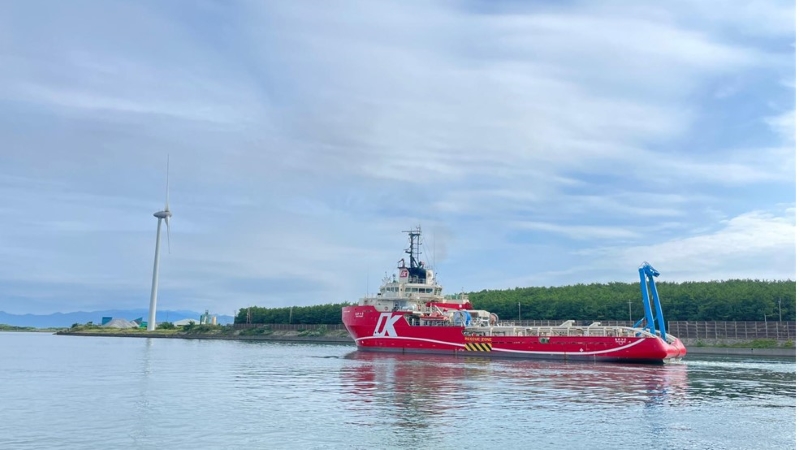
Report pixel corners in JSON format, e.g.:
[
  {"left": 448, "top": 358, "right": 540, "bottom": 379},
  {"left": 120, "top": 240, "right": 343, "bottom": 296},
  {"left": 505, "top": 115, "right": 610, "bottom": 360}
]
[{"left": 342, "top": 228, "right": 686, "bottom": 363}]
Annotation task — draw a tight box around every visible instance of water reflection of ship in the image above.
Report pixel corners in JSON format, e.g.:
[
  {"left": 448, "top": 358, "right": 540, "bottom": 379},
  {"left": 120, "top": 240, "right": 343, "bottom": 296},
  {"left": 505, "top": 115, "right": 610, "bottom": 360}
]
[
  {"left": 340, "top": 351, "right": 689, "bottom": 419},
  {"left": 339, "top": 351, "right": 495, "bottom": 448},
  {"left": 340, "top": 352, "right": 493, "bottom": 429},
  {"left": 486, "top": 358, "right": 690, "bottom": 407}
]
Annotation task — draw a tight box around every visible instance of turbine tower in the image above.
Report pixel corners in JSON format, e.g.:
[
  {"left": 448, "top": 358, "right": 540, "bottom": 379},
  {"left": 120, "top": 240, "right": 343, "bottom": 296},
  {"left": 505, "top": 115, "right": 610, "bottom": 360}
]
[{"left": 147, "top": 156, "right": 172, "bottom": 331}]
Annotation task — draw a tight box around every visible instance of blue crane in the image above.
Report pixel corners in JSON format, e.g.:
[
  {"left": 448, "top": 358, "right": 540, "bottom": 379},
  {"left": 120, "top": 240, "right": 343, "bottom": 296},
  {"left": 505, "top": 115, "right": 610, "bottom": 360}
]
[{"left": 634, "top": 262, "right": 668, "bottom": 342}]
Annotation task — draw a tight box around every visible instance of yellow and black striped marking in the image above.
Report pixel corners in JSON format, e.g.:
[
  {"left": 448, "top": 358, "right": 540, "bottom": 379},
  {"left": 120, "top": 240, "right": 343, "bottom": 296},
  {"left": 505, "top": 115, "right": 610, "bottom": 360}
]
[{"left": 464, "top": 342, "right": 492, "bottom": 352}]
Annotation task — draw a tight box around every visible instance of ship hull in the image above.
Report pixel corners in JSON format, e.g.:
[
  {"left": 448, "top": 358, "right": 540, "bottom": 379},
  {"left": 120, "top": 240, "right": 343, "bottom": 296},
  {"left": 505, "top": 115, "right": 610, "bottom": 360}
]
[{"left": 343, "top": 306, "right": 686, "bottom": 364}]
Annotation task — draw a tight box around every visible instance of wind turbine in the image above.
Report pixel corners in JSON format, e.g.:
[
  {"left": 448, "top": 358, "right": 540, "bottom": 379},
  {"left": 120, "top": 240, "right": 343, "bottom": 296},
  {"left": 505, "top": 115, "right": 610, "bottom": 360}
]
[{"left": 147, "top": 156, "right": 172, "bottom": 331}]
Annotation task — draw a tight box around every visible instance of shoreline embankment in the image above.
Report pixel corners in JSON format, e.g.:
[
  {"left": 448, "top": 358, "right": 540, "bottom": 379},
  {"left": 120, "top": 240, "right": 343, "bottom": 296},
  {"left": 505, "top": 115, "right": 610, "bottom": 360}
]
[
  {"left": 55, "top": 330, "right": 353, "bottom": 344},
  {"left": 55, "top": 331, "right": 796, "bottom": 358}
]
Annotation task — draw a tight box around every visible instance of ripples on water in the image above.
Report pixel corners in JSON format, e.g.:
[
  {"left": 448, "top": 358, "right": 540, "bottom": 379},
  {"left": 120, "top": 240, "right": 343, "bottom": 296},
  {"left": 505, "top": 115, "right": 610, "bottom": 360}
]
[{"left": 0, "top": 333, "right": 794, "bottom": 449}]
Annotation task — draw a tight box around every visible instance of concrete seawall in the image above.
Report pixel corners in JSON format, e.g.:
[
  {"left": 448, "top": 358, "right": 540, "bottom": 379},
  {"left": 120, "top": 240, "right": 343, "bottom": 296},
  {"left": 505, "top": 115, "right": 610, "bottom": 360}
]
[{"left": 684, "top": 346, "right": 795, "bottom": 358}]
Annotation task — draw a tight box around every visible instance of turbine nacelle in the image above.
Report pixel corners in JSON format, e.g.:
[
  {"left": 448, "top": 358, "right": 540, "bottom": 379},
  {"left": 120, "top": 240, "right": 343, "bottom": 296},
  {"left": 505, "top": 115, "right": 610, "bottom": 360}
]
[{"left": 153, "top": 210, "right": 172, "bottom": 219}]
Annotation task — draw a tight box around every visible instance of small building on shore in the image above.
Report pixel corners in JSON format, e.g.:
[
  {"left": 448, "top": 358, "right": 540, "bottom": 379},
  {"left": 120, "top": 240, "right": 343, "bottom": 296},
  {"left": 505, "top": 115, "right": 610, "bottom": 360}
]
[{"left": 173, "top": 318, "right": 198, "bottom": 326}]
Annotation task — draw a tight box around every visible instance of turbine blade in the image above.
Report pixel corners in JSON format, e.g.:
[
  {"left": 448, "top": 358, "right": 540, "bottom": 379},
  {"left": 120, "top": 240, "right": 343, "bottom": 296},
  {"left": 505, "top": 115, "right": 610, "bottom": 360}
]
[
  {"left": 165, "top": 154, "right": 170, "bottom": 211},
  {"left": 166, "top": 216, "right": 171, "bottom": 254}
]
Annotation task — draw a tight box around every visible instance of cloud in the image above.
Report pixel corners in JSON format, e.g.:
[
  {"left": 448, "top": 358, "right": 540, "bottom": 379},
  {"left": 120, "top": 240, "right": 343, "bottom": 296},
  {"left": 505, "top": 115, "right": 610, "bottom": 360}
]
[
  {"left": 765, "top": 109, "right": 796, "bottom": 143},
  {"left": 511, "top": 221, "right": 642, "bottom": 241},
  {"left": 494, "top": 206, "right": 795, "bottom": 290},
  {"left": 668, "top": 0, "right": 796, "bottom": 38},
  {"left": 578, "top": 207, "right": 796, "bottom": 281},
  {"left": 0, "top": 0, "right": 794, "bottom": 314}
]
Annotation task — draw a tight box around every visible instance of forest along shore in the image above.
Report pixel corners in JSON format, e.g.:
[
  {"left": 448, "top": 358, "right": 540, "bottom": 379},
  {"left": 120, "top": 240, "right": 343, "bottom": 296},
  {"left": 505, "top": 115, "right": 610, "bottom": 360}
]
[{"left": 54, "top": 329, "right": 795, "bottom": 358}]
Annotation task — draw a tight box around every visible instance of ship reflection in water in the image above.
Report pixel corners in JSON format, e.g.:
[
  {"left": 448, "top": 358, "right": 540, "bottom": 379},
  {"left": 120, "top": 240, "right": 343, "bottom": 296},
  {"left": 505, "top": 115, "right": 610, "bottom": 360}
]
[{"left": 339, "top": 351, "right": 689, "bottom": 444}]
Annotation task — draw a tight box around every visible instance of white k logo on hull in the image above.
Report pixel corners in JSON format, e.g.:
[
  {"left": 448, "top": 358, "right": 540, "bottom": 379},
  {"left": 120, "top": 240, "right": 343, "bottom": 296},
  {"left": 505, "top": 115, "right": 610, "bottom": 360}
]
[{"left": 373, "top": 313, "right": 402, "bottom": 337}]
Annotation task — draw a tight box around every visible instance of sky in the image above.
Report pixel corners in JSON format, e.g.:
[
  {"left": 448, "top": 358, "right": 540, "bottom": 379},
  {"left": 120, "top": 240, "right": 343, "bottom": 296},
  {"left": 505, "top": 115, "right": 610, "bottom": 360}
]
[{"left": 0, "top": 0, "right": 795, "bottom": 316}]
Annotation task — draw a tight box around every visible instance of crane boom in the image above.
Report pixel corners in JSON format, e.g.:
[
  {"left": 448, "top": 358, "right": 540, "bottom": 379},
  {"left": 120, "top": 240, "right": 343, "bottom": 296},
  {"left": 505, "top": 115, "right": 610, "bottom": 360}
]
[{"left": 637, "top": 262, "right": 668, "bottom": 341}]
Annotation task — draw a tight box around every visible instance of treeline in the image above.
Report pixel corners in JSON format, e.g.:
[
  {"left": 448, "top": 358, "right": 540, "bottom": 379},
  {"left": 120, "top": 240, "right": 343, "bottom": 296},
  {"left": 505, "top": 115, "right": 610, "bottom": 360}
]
[
  {"left": 235, "top": 302, "right": 349, "bottom": 325},
  {"left": 235, "top": 279, "right": 795, "bottom": 324},
  {"left": 469, "top": 279, "right": 795, "bottom": 322},
  {"left": 0, "top": 324, "right": 38, "bottom": 331}
]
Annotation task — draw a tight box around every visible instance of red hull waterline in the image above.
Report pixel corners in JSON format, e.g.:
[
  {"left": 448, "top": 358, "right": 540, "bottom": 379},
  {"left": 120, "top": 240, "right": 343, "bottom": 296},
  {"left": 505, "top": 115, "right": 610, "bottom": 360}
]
[{"left": 343, "top": 306, "right": 686, "bottom": 364}]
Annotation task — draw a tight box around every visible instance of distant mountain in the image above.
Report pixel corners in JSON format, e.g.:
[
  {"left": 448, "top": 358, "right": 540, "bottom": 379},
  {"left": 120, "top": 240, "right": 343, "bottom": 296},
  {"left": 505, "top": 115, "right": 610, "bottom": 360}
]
[{"left": 0, "top": 309, "right": 235, "bottom": 328}]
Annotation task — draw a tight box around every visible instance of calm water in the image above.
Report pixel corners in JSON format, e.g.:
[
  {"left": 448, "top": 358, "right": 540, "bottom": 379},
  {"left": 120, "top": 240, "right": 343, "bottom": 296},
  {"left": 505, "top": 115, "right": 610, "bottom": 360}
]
[{"left": 0, "top": 333, "right": 795, "bottom": 449}]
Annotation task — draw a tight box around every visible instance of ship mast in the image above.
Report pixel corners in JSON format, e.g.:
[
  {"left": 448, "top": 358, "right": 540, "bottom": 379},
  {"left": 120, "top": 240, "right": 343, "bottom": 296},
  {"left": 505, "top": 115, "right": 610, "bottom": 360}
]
[
  {"left": 401, "top": 226, "right": 427, "bottom": 284},
  {"left": 402, "top": 226, "right": 422, "bottom": 269}
]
